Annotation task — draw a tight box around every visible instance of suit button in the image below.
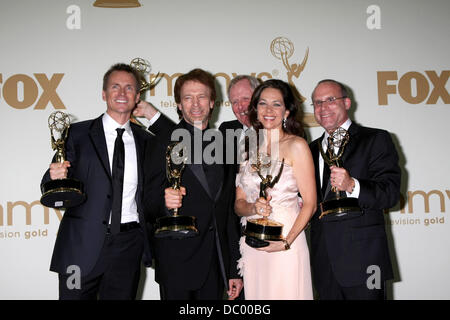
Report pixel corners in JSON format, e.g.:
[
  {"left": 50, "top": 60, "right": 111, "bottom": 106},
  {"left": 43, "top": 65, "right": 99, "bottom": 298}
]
[{"left": 107, "top": 194, "right": 111, "bottom": 199}]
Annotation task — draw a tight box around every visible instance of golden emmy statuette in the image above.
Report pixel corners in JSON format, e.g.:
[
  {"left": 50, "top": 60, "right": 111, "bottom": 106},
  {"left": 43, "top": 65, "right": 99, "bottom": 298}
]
[
  {"left": 129, "top": 57, "right": 160, "bottom": 127},
  {"left": 130, "top": 57, "right": 161, "bottom": 93},
  {"left": 154, "top": 142, "right": 199, "bottom": 239},
  {"left": 244, "top": 154, "right": 285, "bottom": 248},
  {"left": 318, "top": 127, "right": 362, "bottom": 221},
  {"left": 40, "top": 111, "right": 85, "bottom": 209},
  {"left": 270, "top": 36, "right": 319, "bottom": 128},
  {"left": 270, "top": 36, "right": 309, "bottom": 102}
]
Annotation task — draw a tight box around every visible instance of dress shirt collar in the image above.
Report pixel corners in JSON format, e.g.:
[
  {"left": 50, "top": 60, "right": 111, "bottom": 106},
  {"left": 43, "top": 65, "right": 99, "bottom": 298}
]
[{"left": 102, "top": 112, "right": 132, "bottom": 136}]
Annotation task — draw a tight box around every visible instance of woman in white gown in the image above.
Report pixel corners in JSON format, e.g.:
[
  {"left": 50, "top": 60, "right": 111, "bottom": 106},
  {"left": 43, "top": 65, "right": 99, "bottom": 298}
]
[{"left": 235, "top": 79, "right": 316, "bottom": 300}]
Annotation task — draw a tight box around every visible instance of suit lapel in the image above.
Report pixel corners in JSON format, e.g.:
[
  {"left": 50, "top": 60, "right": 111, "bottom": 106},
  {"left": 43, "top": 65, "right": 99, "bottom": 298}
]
[
  {"left": 175, "top": 120, "right": 225, "bottom": 202},
  {"left": 234, "top": 122, "right": 244, "bottom": 172},
  {"left": 341, "top": 123, "right": 360, "bottom": 165},
  {"left": 88, "top": 115, "right": 111, "bottom": 180},
  {"left": 214, "top": 181, "right": 223, "bottom": 202},
  {"left": 312, "top": 135, "right": 324, "bottom": 202},
  {"left": 187, "top": 164, "right": 213, "bottom": 199}
]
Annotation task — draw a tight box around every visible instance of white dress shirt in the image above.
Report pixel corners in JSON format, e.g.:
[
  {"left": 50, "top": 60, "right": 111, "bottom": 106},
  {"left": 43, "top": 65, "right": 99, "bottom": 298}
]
[
  {"left": 102, "top": 113, "right": 139, "bottom": 223},
  {"left": 319, "top": 118, "right": 360, "bottom": 198},
  {"left": 148, "top": 111, "right": 161, "bottom": 126}
]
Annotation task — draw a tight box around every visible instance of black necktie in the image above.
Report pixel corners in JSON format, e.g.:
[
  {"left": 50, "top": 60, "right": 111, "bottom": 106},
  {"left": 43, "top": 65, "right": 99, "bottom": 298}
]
[
  {"left": 111, "top": 128, "right": 125, "bottom": 235},
  {"left": 321, "top": 137, "right": 333, "bottom": 198},
  {"left": 321, "top": 161, "right": 331, "bottom": 198}
]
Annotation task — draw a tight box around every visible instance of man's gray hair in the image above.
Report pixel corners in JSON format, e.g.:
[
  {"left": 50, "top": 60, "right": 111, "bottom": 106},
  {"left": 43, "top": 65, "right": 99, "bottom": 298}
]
[{"left": 227, "top": 75, "right": 261, "bottom": 98}]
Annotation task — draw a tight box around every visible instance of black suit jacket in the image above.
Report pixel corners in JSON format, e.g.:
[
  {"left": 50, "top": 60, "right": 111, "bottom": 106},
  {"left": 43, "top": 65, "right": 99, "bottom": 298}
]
[
  {"left": 309, "top": 123, "right": 401, "bottom": 288},
  {"left": 41, "top": 115, "right": 155, "bottom": 275},
  {"left": 218, "top": 119, "right": 244, "bottom": 173},
  {"left": 218, "top": 119, "right": 245, "bottom": 241},
  {"left": 144, "top": 119, "right": 241, "bottom": 291}
]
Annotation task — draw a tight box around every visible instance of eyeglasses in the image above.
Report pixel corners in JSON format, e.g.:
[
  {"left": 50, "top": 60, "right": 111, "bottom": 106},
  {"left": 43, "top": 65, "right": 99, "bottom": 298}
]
[{"left": 311, "top": 96, "right": 347, "bottom": 108}]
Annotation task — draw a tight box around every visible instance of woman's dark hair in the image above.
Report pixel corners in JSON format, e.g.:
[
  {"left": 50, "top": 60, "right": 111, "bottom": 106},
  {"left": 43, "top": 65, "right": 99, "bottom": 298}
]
[{"left": 248, "top": 79, "right": 304, "bottom": 137}]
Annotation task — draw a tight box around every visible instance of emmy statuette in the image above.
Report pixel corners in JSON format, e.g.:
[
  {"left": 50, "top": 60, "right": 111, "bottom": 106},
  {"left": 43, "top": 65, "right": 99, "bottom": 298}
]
[
  {"left": 318, "top": 127, "right": 362, "bottom": 221},
  {"left": 130, "top": 57, "right": 160, "bottom": 94},
  {"left": 40, "top": 111, "right": 85, "bottom": 209},
  {"left": 244, "top": 154, "right": 285, "bottom": 248},
  {"left": 129, "top": 57, "right": 160, "bottom": 128},
  {"left": 154, "top": 142, "right": 199, "bottom": 239}
]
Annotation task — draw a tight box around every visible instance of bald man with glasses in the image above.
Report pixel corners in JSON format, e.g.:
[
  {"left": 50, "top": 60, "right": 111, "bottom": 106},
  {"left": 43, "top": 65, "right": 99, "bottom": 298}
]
[{"left": 308, "top": 79, "right": 401, "bottom": 300}]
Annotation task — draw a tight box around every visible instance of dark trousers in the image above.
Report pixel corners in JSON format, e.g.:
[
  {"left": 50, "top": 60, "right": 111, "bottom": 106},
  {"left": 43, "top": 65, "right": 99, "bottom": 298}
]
[
  {"left": 58, "top": 228, "right": 144, "bottom": 300},
  {"left": 317, "top": 274, "right": 385, "bottom": 300},
  {"left": 314, "top": 243, "right": 385, "bottom": 300},
  {"left": 159, "top": 251, "right": 224, "bottom": 300}
]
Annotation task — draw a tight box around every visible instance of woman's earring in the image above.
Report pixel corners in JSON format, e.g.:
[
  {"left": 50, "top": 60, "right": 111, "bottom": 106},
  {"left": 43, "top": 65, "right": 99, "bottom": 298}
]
[{"left": 283, "top": 118, "right": 287, "bottom": 128}]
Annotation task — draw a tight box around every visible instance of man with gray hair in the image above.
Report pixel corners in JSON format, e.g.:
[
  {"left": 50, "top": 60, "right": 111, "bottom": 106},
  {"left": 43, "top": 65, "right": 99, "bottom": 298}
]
[
  {"left": 219, "top": 75, "right": 260, "bottom": 170},
  {"left": 224, "top": 75, "right": 260, "bottom": 129}
]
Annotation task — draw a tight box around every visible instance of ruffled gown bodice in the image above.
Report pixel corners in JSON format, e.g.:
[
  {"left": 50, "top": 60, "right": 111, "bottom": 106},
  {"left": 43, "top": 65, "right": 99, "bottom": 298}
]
[{"left": 235, "top": 159, "right": 313, "bottom": 300}]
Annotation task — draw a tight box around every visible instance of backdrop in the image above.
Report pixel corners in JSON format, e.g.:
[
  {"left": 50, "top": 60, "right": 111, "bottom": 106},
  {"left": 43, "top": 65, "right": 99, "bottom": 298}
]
[{"left": 0, "top": 0, "right": 449, "bottom": 300}]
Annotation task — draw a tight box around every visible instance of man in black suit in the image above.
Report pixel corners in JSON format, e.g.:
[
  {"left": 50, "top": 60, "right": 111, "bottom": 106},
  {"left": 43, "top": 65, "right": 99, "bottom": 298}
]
[
  {"left": 134, "top": 75, "right": 258, "bottom": 299},
  {"left": 133, "top": 75, "right": 259, "bottom": 190},
  {"left": 309, "top": 79, "right": 401, "bottom": 299},
  {"left": 41, "top": 63, "right": 159, "bottom": 299},
  {"left": 218, "top": 75, "right": 260, "bottom": 170},
  {"left": 144, "top": 68, "right": 243, "bottom": 300}
]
